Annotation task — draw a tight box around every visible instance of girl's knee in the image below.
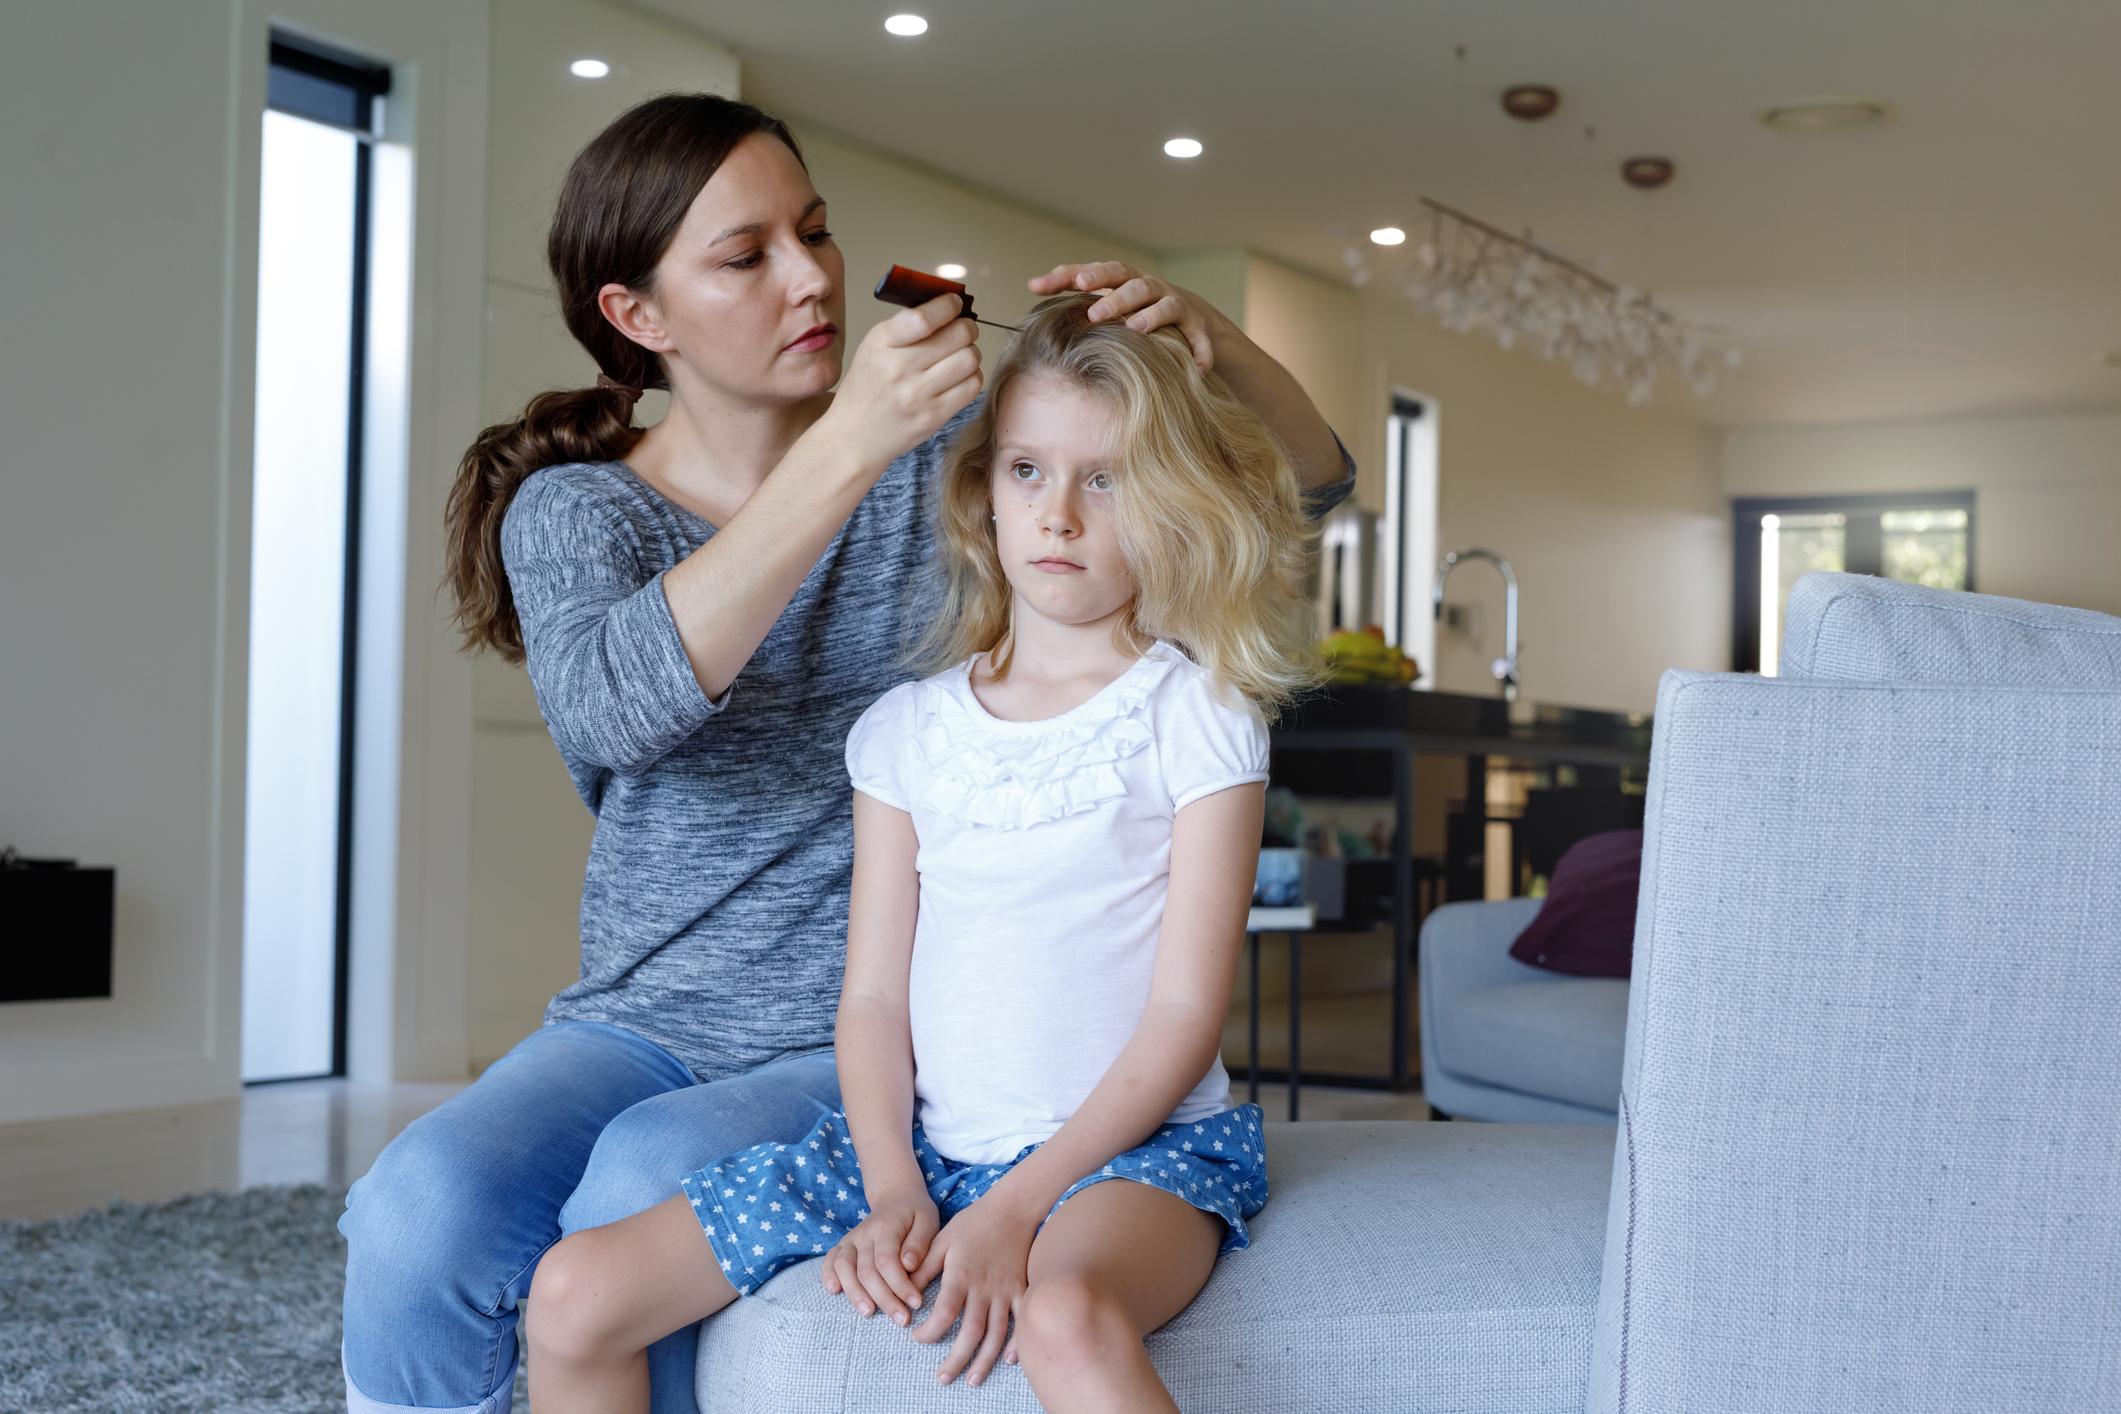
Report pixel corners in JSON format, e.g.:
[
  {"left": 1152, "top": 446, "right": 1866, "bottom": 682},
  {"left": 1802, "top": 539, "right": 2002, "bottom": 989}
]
[
  {"left": 526, "top": 1230, "right": 634, "bottom": 1367},
  {"left": 1016, "top": 1274, "right": 1135, "bottom": 1372}
]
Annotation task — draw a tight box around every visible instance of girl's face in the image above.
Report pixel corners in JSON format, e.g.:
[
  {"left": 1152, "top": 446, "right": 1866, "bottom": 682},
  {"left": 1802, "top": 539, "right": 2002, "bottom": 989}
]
[
  {"left": 643, "top": 132, "right": 846, "bottom": 404},
  {"left": 988, "top": 372, "right": 1138, "bottom": 632}
]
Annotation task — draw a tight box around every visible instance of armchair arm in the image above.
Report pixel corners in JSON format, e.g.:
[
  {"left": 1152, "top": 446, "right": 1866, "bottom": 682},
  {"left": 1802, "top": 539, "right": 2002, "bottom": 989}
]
[{"left": 1588, "top": 668, "right": 2121, "bottom": 1413}]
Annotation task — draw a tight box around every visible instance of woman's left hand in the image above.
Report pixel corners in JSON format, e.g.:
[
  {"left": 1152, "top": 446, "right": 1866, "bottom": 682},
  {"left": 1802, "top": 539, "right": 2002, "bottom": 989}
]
[{"left": 1028, "top": 261, "right": 1231, "bottom": 372}]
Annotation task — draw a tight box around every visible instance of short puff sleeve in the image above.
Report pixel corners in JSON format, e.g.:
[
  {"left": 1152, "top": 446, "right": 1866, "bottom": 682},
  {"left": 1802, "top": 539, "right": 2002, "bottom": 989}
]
[
  {"left": 1155, "top": 669, "right": 1271, "bottom": 813},
  {"left": 845, "top": 682, "right": 919, "bottom": 811}
]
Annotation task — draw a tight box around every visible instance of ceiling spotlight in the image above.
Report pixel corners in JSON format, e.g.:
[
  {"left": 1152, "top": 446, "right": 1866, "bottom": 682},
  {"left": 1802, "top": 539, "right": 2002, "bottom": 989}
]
[
  {"left": 1370, "top": 227, "right": 1407, "bottom": 247},
  {"left": 569, "top": 58, "right": 610, "bottom": 79},
  {"left": 884, "top": 14, "right": 928, "bottom": 37},
  {"left": 936, "top": 263, "right": 967, "bottom": 280},
  {"left": 1760, "top": 96, "right": 1891, "bottom": 131},
  {"left": 1163, "top": 137, "right": 1203, "bottom": 159},
  {"left": 1501, "top": 85, "right": 1561, "bottom": 121},
  {"left": 1620, "top": 156, "right": 1676, "bottom": 190}
]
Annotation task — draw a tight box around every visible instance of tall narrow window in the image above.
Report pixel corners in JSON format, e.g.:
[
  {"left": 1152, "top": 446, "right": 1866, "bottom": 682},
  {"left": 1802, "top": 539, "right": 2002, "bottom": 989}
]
[
  {"left": 1733, "top": 493, "right": 1974, "bottom": 675},
  {"left": 242, "top": 38, "right": 390, "bottom": 1082},
  {"left": 1383, "top": 394, "right": 1439, "bottom": 687}
]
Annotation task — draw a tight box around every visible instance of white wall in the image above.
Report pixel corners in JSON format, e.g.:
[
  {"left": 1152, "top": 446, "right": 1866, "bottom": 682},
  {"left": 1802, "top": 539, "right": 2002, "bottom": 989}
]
[
  {"left": 467, "top": 0, "right": 747, "bottom": 1071},
  {"left": 1720, "top": 413, "right": 2121, "bottom": 618},
  {"left": 0, "top": 0, "right": 487, "bottom": 1124},
  {"left": 1233, "top": 253, "right": 1729, "bottom": 715},
  {"left": 463, "top": 21, "right": 1158, "bottom": 1067}
]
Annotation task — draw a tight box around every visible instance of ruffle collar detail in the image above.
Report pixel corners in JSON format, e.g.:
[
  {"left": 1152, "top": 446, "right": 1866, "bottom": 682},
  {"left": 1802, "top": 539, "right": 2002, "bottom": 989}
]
[{"left": 913, "top": 644, "right": 1183, "bottom": 831}]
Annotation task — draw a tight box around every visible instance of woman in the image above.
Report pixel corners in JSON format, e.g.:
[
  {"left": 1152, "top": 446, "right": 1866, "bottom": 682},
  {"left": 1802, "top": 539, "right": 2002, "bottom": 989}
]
[{"left": 338, "top": 93, "right": 1353, "bottom": 1414}]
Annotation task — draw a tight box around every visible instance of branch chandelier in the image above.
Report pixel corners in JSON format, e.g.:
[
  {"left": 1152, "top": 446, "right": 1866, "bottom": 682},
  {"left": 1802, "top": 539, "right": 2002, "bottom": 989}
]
[
  {"left": 1346, "top": 197, "right": 1742, "bottom": 407},
  {"left": 1340, "top": 76, "right": 1745, "bottom": 407}
]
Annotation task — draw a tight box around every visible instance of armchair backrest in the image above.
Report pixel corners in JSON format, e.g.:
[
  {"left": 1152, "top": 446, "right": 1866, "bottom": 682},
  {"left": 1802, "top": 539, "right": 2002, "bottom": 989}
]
[{"left": 1782, "top": 571, "right": 2121, "bottom": 686}]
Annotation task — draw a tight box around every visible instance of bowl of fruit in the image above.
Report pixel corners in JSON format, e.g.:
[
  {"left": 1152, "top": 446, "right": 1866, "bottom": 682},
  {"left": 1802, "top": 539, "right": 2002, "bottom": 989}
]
[{"left": 1320, "top": 626, "right": 1418, "bottom": 686}]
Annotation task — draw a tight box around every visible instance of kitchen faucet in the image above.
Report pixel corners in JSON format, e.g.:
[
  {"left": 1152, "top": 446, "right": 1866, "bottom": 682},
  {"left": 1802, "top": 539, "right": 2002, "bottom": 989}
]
[{"left": 1433, "top": 549, "right": 1520, "bottom": 701}]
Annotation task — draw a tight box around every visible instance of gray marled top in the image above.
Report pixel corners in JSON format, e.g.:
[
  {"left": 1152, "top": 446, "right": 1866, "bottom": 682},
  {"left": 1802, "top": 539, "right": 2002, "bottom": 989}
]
[{"left": 501, "top": 400, "right": 1354, "bottom": 1082}]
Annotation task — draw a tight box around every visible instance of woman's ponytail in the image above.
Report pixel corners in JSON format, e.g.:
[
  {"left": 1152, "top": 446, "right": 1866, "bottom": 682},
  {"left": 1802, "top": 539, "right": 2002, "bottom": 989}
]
[
  {"left": 442, "top": 381, "right": 644, "bottom": 663},
  {"left": 440, "top": 92, "right": 805, "bottom": 662}
]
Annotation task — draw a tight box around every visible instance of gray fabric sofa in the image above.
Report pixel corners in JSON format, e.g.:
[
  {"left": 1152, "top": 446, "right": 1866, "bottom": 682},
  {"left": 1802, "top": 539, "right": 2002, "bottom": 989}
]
[{"left": 694, "top": 573, "right": 2121, "bottom": 1412}]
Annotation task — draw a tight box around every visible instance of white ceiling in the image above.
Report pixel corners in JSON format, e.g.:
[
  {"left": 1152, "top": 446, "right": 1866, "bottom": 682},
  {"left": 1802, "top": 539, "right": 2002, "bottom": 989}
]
[{"left": 643, "top": 0, "right": 2121, "bottom": 428}]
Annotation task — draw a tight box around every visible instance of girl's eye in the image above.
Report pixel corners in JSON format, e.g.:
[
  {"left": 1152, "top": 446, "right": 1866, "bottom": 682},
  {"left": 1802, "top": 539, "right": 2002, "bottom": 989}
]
[
  {"left": 1011, "top": 462, "right": 1041, "bottom": 482},
  {"left": 1089, "top": 472, "right": 1114, "bottom": 492}
]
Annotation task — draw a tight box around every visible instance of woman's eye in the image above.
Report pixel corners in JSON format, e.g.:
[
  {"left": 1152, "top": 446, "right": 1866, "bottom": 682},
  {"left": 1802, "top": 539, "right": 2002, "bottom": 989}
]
[
  {"left": 803, "top": 228, "right": 834, "bottom": 245},
  {"left": 726, "top": 252, "right": 763, "bottom": 270}
]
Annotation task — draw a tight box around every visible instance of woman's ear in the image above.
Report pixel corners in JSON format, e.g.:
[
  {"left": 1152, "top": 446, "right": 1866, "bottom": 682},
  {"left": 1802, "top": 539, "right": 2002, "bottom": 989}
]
[{"left": 596, "top": 281, "right": 675, "bottom": 355}]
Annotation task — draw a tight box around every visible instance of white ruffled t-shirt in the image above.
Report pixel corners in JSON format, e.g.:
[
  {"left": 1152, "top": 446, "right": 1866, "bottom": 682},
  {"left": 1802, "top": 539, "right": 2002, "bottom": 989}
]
[{"left": 844, "top": 639, "right": 1270, "bottom": 1165}]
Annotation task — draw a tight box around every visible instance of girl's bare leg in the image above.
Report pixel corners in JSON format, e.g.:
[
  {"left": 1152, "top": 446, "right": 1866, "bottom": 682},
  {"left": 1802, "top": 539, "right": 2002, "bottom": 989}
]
[
  {"left": 1015, "top": 1182, "right": 1224, "bottom": 1414},
  {"left": 526, "top": 1193, "right": 738, "bottom": 1414}
]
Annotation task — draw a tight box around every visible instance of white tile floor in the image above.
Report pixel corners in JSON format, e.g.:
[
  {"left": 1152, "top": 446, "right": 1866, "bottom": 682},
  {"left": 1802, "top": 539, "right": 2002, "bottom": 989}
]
[{"left": 0, "top": 1072, "right": 1432, "bottom": 1222}]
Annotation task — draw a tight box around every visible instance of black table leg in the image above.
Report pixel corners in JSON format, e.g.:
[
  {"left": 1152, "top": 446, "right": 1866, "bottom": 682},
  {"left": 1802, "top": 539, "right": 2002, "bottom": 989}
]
[
  {"left": 1288, "top": 931, "right": 1302, "bottom": 1122},
  {"left": 1392, "top": 740, "right": 1413, "bottom": 1089},
  {"left": 1247, "top": 930, "right": 1260, "bottom": 1105}
]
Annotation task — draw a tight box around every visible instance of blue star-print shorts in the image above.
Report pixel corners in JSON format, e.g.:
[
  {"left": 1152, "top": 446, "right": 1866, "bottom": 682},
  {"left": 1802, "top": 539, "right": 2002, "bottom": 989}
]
[{"left": 680, "top": 1104, "right": 1269, "bottom": 1296}]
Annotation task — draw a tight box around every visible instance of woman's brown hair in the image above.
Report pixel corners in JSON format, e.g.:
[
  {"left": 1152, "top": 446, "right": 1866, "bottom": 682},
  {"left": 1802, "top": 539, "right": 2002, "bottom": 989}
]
[{"left": 443, "top": 93, "right": 804, "bottom": 662}]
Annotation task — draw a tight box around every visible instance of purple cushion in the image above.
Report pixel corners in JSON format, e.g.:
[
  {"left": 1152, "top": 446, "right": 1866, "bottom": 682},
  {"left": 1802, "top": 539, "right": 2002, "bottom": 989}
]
[{"left": 1505, "top": 829, "right": 1642, "bottom": 978}]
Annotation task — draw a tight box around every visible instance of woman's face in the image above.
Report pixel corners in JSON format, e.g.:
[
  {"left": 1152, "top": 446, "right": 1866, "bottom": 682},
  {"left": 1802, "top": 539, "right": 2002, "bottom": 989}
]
[
  {"left": 644, "top": 132, "right": 847, "bottom": 405},
  {"left": 988, "top": 372, "right": 1137, "bottom": 630}
]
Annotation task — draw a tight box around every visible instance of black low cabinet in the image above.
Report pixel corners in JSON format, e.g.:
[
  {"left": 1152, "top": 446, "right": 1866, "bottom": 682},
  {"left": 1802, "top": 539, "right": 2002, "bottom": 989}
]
[{"left": 1, "top": 861, "right": 115, "bottom": 1003}]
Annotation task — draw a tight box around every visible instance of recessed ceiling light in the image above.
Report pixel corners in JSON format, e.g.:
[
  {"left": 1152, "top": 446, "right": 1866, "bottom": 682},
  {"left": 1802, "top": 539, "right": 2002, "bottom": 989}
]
[
  {"left": 1370, "top": 227, "right": 1407, "bottom": 247},
  {"left": 1163, "top": 137, "right": 1203, "bottom": 159},
  {"left": 1760, "top": 96, "right": 1891, "bottom": 131},
  {"left": 1501, "top": 85, "right": 1561, "bottom": 122},
  {"left": 884, "top": 14, "right": 928, "bottom": 37},
  {"left": 936, "top": 263, "right": 967, "bottom": 280},
  {"left": 569, "top": 58, "right": 610, "bottom": 79}
]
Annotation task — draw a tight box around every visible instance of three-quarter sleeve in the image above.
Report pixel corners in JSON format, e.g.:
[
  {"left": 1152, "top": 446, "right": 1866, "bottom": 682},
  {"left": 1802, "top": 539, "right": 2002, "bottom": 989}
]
[
  {"left": 1301, "top": 428, "right": 1360, "bottom": 521},
  {"left": 502, "top": 473, "right": 730, "bottom": 777}
]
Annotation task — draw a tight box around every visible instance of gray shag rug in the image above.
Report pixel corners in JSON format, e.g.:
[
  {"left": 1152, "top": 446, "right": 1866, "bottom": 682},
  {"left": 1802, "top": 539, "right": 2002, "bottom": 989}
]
[{"left": 0, "top": 1184, "right": 532, "bottom": 1413}]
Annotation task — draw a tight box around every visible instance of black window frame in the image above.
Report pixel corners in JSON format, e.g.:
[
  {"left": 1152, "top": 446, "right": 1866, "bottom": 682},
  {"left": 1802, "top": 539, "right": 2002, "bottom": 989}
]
[
  {"left": 1731, "top": 490, "right": 1977, "bottom": 673},
  {"left": 268, "top": 37, "right": 391, "bottom": 133}
]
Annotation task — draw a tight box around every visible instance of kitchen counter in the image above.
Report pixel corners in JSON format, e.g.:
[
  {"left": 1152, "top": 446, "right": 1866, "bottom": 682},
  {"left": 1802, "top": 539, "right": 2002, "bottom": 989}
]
[{"left": 1273, "top": 684, "right": 1652, "bottom": 765}]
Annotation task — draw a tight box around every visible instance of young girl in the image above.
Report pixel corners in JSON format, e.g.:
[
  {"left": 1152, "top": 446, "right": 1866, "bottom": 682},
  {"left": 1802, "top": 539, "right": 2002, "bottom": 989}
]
[{"left": 524, "top": 291, "right": 1323, "bottom": 1411}]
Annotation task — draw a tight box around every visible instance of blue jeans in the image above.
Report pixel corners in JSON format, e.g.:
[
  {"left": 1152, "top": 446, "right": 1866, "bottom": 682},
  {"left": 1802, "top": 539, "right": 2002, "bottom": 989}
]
[{"left": 339, "top": 1020, "right": 840, "bottom": 1414}]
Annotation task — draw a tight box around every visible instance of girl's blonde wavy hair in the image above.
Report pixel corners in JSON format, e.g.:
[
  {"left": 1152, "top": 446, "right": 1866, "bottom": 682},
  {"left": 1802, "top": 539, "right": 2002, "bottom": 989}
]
[{"left": 913, "top": 292, "right": 1326, "bottom": 719}]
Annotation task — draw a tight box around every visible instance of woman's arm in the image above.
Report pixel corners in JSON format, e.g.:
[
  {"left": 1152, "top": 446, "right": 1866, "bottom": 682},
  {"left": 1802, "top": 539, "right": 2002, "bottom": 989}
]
[
  {"left": 973, "top": 781, "right": 1266, "bottom": 1230},
  {"left": 502, "top": 299, "right": 977, "bottom": 777},
  {"left": 1029, "top": 262, "right": 1349, "bottom": 494},
  {"left": 661, "top": 298, "right": 979, "bottom": 701}
]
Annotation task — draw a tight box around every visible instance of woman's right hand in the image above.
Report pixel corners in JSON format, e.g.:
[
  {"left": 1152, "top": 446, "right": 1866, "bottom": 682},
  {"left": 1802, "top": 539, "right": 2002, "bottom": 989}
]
[
  {"left": 821, "top": 293, "right": 983, "bottom": 469},
  {"left": 821, "top": 1187, "right": 941, "bottom": 1326}
]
